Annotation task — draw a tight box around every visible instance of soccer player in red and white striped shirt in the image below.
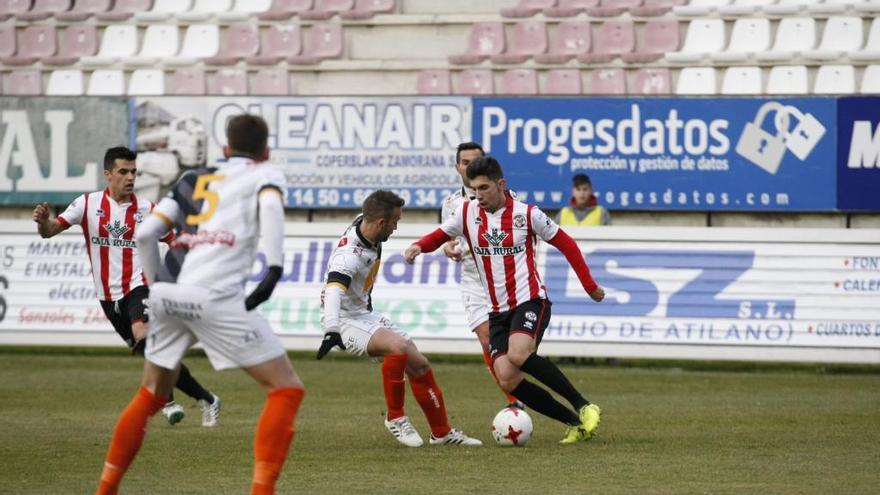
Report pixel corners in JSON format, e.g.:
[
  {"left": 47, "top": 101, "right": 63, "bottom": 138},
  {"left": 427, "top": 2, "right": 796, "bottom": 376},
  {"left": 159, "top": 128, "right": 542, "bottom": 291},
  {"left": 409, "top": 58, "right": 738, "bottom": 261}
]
[
  {"left": 32, "top": 146, "right": 219, "bottom": 427},
  {"left": 405, "top": 156, "right": 606, "bottom": 444}
]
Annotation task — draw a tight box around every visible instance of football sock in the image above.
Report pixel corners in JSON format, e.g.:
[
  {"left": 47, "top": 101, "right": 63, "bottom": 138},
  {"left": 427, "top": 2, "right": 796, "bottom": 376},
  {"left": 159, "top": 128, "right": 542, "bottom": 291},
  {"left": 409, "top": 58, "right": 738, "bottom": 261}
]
[
  {"left": 520, "top": 353, "right": 589, "bottom": 410},
  {"left": 409, "top": 369, "right": 451, "bottom": 438},
  {"left": 251, "top": 387, "right": 305, "bottom": 495},
  {"left": 96, "top": 386, "right": 166, "bottom": 495},
  {"left": 482, "top": 347, "right": 519, "bottom": 405},
  {"left": 175, "top": 363, "right": 214, "bottom": 403},
  {"left": 511, "top": 379, "right": 580, "bottom": 426},
  {"left": 381, "top": 353, "right": 408, "bottom": 420}
]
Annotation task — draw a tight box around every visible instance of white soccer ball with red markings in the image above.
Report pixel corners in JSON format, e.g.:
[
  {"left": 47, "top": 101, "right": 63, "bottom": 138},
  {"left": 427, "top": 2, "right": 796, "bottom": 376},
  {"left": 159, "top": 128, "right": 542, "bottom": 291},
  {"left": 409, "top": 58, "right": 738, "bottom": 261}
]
[{"left": 492, "top": 407, "right": 533, "bottom": 447}]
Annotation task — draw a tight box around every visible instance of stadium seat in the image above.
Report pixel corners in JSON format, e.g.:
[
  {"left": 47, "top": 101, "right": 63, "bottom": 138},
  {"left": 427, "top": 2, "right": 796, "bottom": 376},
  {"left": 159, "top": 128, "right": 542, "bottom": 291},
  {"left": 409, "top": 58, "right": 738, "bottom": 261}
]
[
  {"left": 502, "top": 0, "right": 556, "bottom": 17},
  {"left": 0, "top": 0, "right": 32, "bottom": 21},
  {"left": 631, "top": 68, "right": 672, "bottom": 94},
  {"left": 500, "top": 69, "right": 538, "bottom": 95},
  {"left": 859, "top": 64, "right": 880, "bottom": 92},
  {"left": 721, "top": 66, "right": 763, "bottom": 94},
  {"left": 542, "top": 69, "right": 582, "bottom": 94},
  {"left": 218, "top": 0, "right": 273, "bottom": 21},
  {"left": 44, "top": 25, "right": 98, "bottom": 66},
  {"left": 457, "top": 69, "right": 494, "bottom": 95},
  {"left": 177, "top": 0, "right": 233, "bottom": 21},
  {"left": 166, "top": 25, "right": 220, "bottom": 65},
  {"left": 47, "top": 69, "right": 84, "bottom": 95},
  {"left": 339, "top": 0, "right": 396, "bottom": 19},
  {"left": 588, "top": 68, "right": 626, "bottom": 94},
  {"left": 766, "top": 65, "right": 809, "bottom": 94},
  {"left": 849, "top": 17, "right": 880, "bottom": 61},
  {"left": 56, "top": 0, "right": 111, "bottom": 21},
  {"left": 804, "top": 16, "right": 864, "bottom": 61},
  {"left": 300, "top": 0, "right": 354, "bottom": 19},
  {"left": 674, "top": 0, "right": 730, "bottom": 16},
  {"left": 756, "top": 17, "right": 816, "bottom": 62},
  {"left": 128, "top": 69, "right": 165, "bottom": 95},
  {"left": 718, "top": 0, "right": 774, "bottom": 14},
  {"left": 250, "top": 69, "right": 290, "bottom": 95},
  {"left": 0, "top": 25, "right": 14, "bottom": 58},
  {"left": 204, "top": 23, "right": 260, "bottom": 65},
  {"left": 665, "top": 18, "right": 725, "bottom": 63},
  {"left": 207, "top": 69, "right": 248, "bottom": 95},
  {"left": 416, "top": 69, "right": 452, "bottom": 95},
  {"left": 168, "top": 68, "right": 206, "bottom": 95},
  {"left": 448, "top": 22, "right": 506, "bottom": 65},
  {"left": 855, "top": 0, "right": 880, "bottom": 12},
  {"left": 813, "top": 64, "right": 855, "bottom": 94},
  {"left": 81, "top": 25, "right": 138, "bottom": 65},
  {"left": 675, "top": 67, "right": 717, "bottom": 94},
  {"left": 490, "top": 21, "right": 548, "bottom": 64},
  {"left": 87, "top": 69, "right": 124, "bottom": 95},
  {"left": 287, "top": 23, "right": 344, "bottom": 64},
  {"left": 587, "top": 0, "right": 643, "bottom": 18},
  {"left": 136, "top": 0, "right": 192, "bottom": 21},
  {"left": 95, "top": 0, "right": 151, "bottom": 21},
  {"left": 712, "top": 18, "right": 771, "bottom": 62},
  {"left": 247, "top": 25, "right": 302, "bottom": 64},
  {"left": 763, "top": 0, "right": 816, "bottom": 14},
  {"left": 259, "top": 0, "right": 314, "bottom": 19},
  {"left": 632, "top": 0, "right": 686, "bottom": 16},
  {"left": 808, "top": 0, "right": 861, "bottom": 14},
  {"left": 622, "top": 19, "right": 679, "bottom": 63},
  {"left": 3, "top": 70, "right": 42, "bottom": 95},
  {"left": 17, "top": 0, "right": 71, "bottom": 21},
  {"left": 2, "top": 26, "right": 57, "bottom": 66},
  {"left": 576, "top": 19, "right": 634, "bottom": 63},
  {"left": 129, "top": 25, "right": 180, "bottom": 66},
  {"left": 534, "top": 20, "right": 591, "bottom": 63},
  {"left": 544, "top": 0, "right": 598, "bottom": 17}
]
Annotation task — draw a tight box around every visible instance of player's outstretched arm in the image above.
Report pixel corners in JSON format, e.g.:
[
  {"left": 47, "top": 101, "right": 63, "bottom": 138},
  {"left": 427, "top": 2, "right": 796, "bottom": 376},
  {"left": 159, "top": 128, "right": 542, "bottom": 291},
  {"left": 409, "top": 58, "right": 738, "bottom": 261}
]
[
  {"left": 245, "top": 189, "right": 285, "bottom": 310},
  {"left": 316, "top": 283, "right": 347, "bottom": 359},
  {"left": 33, "top": 202, "right": 69, "bottom": 238},
  {"left": 547, "top": 229, "right": 604, "bottom": 302},
  {"left": 405, "top": 228, "right": 452, "bottom": 264}
]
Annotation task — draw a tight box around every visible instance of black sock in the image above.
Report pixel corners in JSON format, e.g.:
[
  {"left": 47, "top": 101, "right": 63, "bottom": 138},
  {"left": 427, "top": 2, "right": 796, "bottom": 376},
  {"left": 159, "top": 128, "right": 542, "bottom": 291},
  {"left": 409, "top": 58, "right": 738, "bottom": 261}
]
[
  {"left": 511, "top": 379, "right": 580, "bottom": 426},
  {"left": 175, "top": 363, "right": 213, "bottom": 403},
  {"left": 520, "top": 353, "right": 589, "bottom": 410}
]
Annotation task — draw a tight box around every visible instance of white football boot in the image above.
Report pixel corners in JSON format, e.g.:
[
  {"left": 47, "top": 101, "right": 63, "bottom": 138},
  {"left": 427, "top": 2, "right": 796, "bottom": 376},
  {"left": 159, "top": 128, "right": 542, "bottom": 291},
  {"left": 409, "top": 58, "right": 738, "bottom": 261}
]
[
  {"left": 162, "top": 401, "right": 185, "bottom": 425},
  {"left": 429, "top": 428, "right": 483, "bottom": 446},
  {"left": 384, "top": 415, "right": 423, "bottom": 447},
  {"left": 198, "top": 393, "right": 222, "bottom": 427}
]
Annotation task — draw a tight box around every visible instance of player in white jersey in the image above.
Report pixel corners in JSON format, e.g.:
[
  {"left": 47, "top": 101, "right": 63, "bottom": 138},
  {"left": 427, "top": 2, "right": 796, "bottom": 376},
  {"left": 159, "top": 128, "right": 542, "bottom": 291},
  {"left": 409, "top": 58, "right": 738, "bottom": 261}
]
[
  {"left": 95, "top": 116, "right": 305, "bottom": 495},
  {"left": 405, "top": 156, "right": 606, "bottom": 445},
  {"left": 33, "top": 146, "right": 218, "bottom": 427},
  {"left": 441, "top": 142, "right": 521, "bottom": 408},
  {"left": 317, "top": 190, "right": 482, "bottom": 448}
]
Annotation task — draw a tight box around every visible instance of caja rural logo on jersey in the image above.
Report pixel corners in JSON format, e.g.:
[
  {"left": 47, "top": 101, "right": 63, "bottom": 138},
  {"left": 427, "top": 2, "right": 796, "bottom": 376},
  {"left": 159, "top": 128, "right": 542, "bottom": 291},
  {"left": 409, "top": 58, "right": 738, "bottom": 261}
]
[
  {"left": 91, "top": 220, "right": 136, "bottom": 248},
  {"left": 474, "top": 228, "right": 524, "bottom": 256}
]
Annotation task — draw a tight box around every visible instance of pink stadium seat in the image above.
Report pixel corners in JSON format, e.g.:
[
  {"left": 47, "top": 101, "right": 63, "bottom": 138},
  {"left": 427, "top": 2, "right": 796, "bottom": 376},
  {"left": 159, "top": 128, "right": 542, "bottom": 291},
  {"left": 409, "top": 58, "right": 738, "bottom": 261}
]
[
  {"left": 491, "top": 21, "right": 548, "bottom": 64},
  {"left": 299, "top": 0, "right": 353, "bottom": 19},
  {"left": 535, "top": 20, "right": 591, "bottom": 63},
  {"left": 339, "top": 0, "right": 395, "bottom": 19},
  {"left": 0, "top": 0, "right": 33, "bottom": 21},
  {"left": 247, "top": 25, "right": 302, "bottom": 65},
  {"left": 588, "top": 68, "right": 626, "bottom": 94},
  {"left": 500, "top": 69, "right": 538, "bottom": 95},
  {"left": 631, "top": 0, "right": 686, "bottom": 16},
  {"left": 2, "top": 26, "right": 56, "bottom": 66},
  {"left": 204, "top": 23, "right": 260, "bottom": 65},
  {"left": 56, "top": 0, "right": 111, "bottom": 21},
  {"left": 168, "top": 68, "right": 206, "bottom": 95},
  {"left": 258, "top": 0, "right": 313, "bottom": 20},
  {"left": 501, "top": 0, "right": 556, "bottom": 18},
  {"left": 416, "top": 69, "right": 452, "bottom": 95},
  {"left": 287, "top": 23, "right": 343, "bottom": 64},
  {"left": 44, "top": 25, "right": 97, "bottom": 65},
  {"left": 631, "top": 68, "right": 672, "bottom": 94},
  {"left": 16, "top": 0, "right": 70, "bottom": 20},
  {"left": 207, "top": 69, "right": 247, "bottom": 95},
  {"left": 448, "top": 23, "right": 506, "bottom": 65},
  {"left": 457, "top": 69, "right": 494, "bottom": 95},
  {"left": 250, "top": 69, "right": 290, "bottom": 95},
  {"left": 0, "top": 25, "right": 14, "bottom": 58},
  {"left": 543, "top": 69, "right": 582, "bottom": 94},
  {"left": 577, "top": 19, "right": 634, "bottom": 63},
  {"left": 622, "top": 19, "right": 679, "bottom": 63},
  {"left": 95, "top": 0, "right": 152, "bottom": 21},
  {"left": 544, "top": 0, "right": 599, "bottom": 17},
  {"left": 3, "top": 70, "right": 42, "bottom": 95},
  {"left": 587, "top": 0, "right": 642, "bottom": 17}
]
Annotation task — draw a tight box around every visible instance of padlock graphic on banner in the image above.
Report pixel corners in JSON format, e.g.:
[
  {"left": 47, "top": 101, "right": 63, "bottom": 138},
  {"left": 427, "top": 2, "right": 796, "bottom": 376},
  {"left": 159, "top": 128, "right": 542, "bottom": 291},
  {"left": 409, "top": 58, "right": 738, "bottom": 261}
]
[
  {"left": 780, "top": 105, "right": 826, "bottom": 161},
  {"left": 735, "top": 102, "right": 789, "bottom": 175}
]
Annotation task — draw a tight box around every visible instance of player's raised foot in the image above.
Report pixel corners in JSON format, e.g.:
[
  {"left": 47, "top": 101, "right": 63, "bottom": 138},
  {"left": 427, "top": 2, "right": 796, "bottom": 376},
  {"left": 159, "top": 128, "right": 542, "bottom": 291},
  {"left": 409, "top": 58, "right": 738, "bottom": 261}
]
[
  {"left": 559, "top": 425, "right": 590, "bottom": 445},
  {"left": 198, "top": 393, "right": 222, "bottom": 427},
  {"left": 162, "top": 401, "right": 185, "bottom": 425},
  {"left": 578, "top": 403, "right": 601, "bottom": 437},
  {"left": 384, "top": 415, "right": 423, "bottom": 447},
  {"left": 429, "top": 428, "right": 483, "bottom": 446}
]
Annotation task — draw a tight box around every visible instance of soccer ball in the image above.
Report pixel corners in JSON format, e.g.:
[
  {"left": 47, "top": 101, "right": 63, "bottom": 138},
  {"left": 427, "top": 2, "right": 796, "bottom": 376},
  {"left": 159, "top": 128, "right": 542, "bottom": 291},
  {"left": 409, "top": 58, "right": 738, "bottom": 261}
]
[{"left": 492, "top": 407, "right": 533, "bottom": 447}]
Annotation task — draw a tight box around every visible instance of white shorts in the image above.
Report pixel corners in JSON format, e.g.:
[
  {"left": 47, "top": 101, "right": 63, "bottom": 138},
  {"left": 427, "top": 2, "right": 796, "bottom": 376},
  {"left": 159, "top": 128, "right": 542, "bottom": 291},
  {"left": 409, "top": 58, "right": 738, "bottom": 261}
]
[
  {"left": 329, "top": 312, "right": 410, "bottom": 357},
  {"left": 461, "top": 286, "right": 489, "bottom": 331},
  {"left": 145, "top": 282, "right": 286, "bottom": 371}
]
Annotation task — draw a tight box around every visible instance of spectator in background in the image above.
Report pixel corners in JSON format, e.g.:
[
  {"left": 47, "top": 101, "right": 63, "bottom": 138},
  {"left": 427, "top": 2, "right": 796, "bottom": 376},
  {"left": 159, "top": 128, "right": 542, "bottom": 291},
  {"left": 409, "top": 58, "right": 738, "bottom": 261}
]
[{"left": 555, "top": 174, "right": 611, "bottom": 226}]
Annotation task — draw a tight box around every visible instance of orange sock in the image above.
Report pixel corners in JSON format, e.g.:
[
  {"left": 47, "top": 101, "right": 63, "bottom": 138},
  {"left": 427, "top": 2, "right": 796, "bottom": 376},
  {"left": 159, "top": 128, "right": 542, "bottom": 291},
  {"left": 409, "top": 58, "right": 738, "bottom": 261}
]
[
  {"left": 251, "top": 387, "right": 305, "bottom": 495},
  {"left": 409, "top": 369, "right": 451, "bottom": 438},
  {"left": 96, "top": 386, "right": 166, "bottom": 495},
  {"left": 381, "top": 354, "right": 408, "bottom": 420},
  {"left": 482, "top": 347, "right": 519, "bottom": 404}
]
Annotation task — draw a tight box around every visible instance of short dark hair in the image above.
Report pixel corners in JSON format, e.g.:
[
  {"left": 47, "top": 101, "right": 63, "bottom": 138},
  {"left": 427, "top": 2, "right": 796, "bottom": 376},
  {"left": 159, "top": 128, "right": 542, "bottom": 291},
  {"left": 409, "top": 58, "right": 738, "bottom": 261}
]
[
  {"left": 572, "top": 174, "right": 592, "bottom": 187},
  {"left": 456, "top": 142, "right": 484, "bottom": 164},
  {"left": 103, "top": 146, "right": 136, "bottom": 171},
  {"left": 465, "top": 156, "right": 504, "bottom": 182},
  {"left": 363, "top": 190, "right": 405, "bottom": 221},
  {"left": 226, "top": 114, "right": 269, "bottom": 157}
]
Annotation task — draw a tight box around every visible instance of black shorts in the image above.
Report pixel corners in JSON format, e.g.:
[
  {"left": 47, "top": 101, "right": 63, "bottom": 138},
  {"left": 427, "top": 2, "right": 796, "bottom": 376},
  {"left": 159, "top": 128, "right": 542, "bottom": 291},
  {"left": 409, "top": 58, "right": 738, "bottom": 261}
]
[
  {"left": 487, "top": 298, "right": 552, "bottom": 362},
  {"left": 99, "top": 285, "right": 149, "bottom": 353}
]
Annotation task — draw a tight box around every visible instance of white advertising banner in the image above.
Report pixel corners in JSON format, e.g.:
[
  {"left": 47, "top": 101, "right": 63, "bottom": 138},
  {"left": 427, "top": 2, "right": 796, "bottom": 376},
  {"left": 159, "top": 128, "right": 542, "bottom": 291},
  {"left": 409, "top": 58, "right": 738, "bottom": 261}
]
[{"left": 1, "top": 220, "right": 878, "bottom": 363}]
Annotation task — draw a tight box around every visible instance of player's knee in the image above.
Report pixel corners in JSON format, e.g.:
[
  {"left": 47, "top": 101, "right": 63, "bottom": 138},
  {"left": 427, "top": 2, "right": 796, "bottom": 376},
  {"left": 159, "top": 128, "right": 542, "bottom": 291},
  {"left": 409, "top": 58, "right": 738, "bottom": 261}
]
[
  {"left": 506, "top": 349, "right": 530, "bottom": 368},
  {"left": 387, "top": 337, "right": 410, "bottom": 356}
]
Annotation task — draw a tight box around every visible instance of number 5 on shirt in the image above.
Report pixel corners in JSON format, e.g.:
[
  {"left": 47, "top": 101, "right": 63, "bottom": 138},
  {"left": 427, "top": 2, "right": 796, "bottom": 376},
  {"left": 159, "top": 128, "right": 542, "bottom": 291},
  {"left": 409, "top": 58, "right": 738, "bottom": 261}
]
[{"left": 186, "top": 174, "right": 225, "bottom": 225}]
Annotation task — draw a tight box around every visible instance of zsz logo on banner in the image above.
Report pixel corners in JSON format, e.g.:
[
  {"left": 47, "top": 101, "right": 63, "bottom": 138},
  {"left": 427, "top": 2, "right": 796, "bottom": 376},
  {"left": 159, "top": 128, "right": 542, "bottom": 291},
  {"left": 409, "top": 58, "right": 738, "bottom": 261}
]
[{"left": 735, "top": 102, "right": 826, "bottom": 174}]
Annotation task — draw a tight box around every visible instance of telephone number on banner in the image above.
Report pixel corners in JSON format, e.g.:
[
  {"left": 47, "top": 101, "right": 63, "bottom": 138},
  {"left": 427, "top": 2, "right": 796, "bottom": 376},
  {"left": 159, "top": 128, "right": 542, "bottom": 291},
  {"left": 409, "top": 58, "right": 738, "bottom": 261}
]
[{"left": 286, "top": 188, "right": 459, "bottom": 208}]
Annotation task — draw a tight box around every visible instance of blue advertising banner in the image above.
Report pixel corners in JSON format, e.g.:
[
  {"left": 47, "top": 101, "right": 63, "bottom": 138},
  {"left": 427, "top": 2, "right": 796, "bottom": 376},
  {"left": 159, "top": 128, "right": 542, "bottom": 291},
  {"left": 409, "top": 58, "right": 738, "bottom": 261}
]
[
  {"left": 472, "top": 97, "right": 837, "bottom": 211},
  {"left": 837, "top": 97, "right": 880, "bottom": 211}
]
